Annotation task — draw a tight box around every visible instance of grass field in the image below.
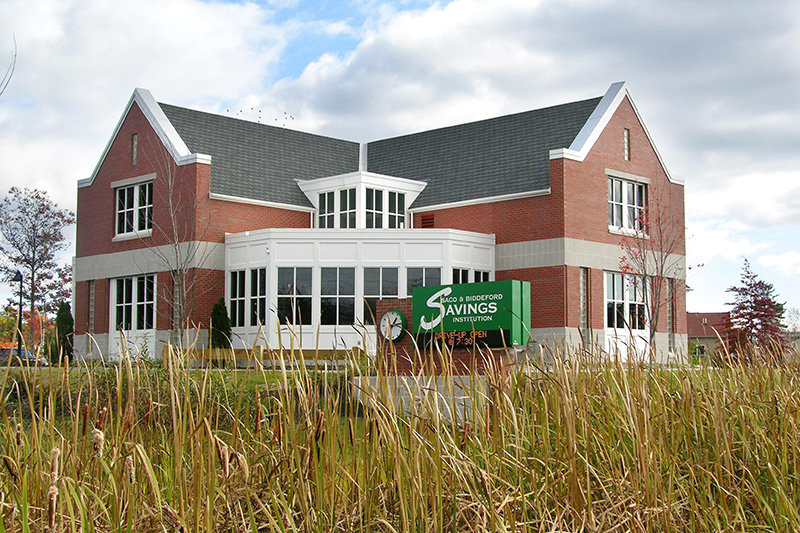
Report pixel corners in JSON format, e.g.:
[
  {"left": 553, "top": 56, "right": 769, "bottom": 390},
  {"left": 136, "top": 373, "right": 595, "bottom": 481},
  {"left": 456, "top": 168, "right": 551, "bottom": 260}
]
[{"left": 0, "top": 345, "right": 798, "bottom": 532}]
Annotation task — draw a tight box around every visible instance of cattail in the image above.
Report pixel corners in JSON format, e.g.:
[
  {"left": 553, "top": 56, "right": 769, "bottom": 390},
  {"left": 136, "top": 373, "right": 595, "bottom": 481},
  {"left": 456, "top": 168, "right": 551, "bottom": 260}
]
[
  {"left": 47, "top": 484, "right": 58, "bottom": 531},
  {"left": 96, "top": 407, "right": 107, "bottom": 431},
  {"left": 15, "top": 423, "right": 22, "bottom": 447},
  {"left": 214, "top": 437, "right": 230, "bottom": 478},
  {"left": 62, "top": 355, "right": 70, "bottom": 391},
  {"left": 3, "top": 456, "right": 17, "bottom": 483},
  {"left": 233, "top": 451, "right": 250, "bottom": 482},
  {"left": 313, "top": 409, "right": 326, "bottom": 446},
  {"left": 81, "top": 403, "right": 89, "bottom": 437},
  {"left": 272, "top": 406, "right": 283, "bottom": 445},
  {"left": 124, "top": 455, "right": 135, "bottom": 484},
  {"left": 162, "top": 505, "right": 182, "bottom": 531},
  {"left": 50, "top": 447, "right": 60, "bottom": 486},
  {"left": 92, "top": 428, "right": 105, "bottom": 459},
  {"left": 254, "top": 390, "right": 262, "bottom": 436}
]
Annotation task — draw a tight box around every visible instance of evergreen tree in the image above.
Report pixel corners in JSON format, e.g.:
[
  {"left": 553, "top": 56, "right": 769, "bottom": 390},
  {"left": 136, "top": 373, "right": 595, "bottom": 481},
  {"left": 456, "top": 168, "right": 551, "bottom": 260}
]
[
  {"left": 55, "top": 301, "right": 74, "bottom": 361},
  {"left": 210, "top": 298, "right": 232, "bottom": 349},
  {"left": 725, "top": 259, "right": 786, "bottom": 354}
]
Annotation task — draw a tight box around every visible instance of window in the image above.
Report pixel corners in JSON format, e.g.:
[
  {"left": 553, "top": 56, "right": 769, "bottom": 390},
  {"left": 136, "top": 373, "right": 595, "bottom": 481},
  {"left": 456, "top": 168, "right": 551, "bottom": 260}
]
[
  {"left": 318, "top": 192, "right": 334, "bottom": 228},
  {"left": 452, "top": 268, "right": 469, "bottom": 284},
  {"left": 230, "top": 270, "right": 246, "bottom": 328},
  {"left": 474, "top": 270, "right": 490, "bottom": 283},
  {"left": 87, "top": 280, "right": 95, "bottom": 334},
  {"left": 339, "top": 188, "right": 356, "bottom": 229},
  {"left": 407, "top": 267, "right": 441, "bottom": 296},
  {"left": 321, "top": 268, "right": 355, "bottom": 325},
  {"left": 116, "top": 182, "right": 152, "bottom": 235},
  {"left": 623, "top": 128, "right": 630, "bottom": 161},
  {"left": 250, "top": 268, "right": 267, "bottom": 327},
  {"left": 363, "top": 267, "right": 398, "bottom": 325},
  {"left": 388, "top": 192, "right": 405, "bottom": 228},
  {"left": 580, "top": 267, "right": 590, "bottom": 341},
  {"left": 131, "top": 133, "right": 138, "bottom": 165},
  {"left": 366, "top": 188, "right": 383, "bottom": 228},
  {"left": 605, "top": 272, "right": 646, "bottom": 331},
  {"left": 115, "top": 275, "right": 154, "bottom": 331},
  {"left": 420, "top": 214, "right": 434, "bottom": 228},
  {"left": 278, "top": 267, "right": 312, "bottom": 325},
  {"left": 667, "top": 278, "right": 676, "bottom": 351},
  {"left": 608, "top": 177, "right": 646, "bottom": 231}
]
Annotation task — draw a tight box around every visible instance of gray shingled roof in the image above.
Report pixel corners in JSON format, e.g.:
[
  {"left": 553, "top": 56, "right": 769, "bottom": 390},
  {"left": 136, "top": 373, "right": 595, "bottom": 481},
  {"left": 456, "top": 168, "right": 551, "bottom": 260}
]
[
  {"left": 366, "top": 97, "right": 602, "bottom": 208},
  {"left": 158, "top": 96, "right": 601, "bottom": 209},
  {"left": 159, "top": 104, "right": 360, "bottom": 207}
]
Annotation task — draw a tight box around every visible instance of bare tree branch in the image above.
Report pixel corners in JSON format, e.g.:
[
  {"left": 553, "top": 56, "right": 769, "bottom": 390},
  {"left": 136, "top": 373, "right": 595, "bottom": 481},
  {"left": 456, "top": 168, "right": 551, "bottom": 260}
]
[
  {"left": 618, "top": 183, "right": 685, "bottom": 363},
  {"left": 0, "top": 33, "right": 17, "bottom": 97}
]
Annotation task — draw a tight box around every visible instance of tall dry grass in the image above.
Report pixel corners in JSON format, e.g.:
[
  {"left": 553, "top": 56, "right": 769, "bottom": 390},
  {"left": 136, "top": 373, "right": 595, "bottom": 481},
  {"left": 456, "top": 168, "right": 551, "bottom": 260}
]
[{"left": 0, "top": 341, "right": 799, "bottom": 532}]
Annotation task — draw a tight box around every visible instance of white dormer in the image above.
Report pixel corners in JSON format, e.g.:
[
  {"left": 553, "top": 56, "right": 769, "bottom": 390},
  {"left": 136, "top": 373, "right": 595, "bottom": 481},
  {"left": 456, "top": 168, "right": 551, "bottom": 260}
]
[{"left": 296, "top": 171, "right": 427, "bottom": 229}]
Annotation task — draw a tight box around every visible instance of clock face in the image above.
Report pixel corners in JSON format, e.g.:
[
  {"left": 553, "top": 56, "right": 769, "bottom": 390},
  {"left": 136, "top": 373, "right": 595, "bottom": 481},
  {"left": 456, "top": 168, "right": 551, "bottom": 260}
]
[{"left": 379, "top": 309, "right": 407, "bottom": 341}]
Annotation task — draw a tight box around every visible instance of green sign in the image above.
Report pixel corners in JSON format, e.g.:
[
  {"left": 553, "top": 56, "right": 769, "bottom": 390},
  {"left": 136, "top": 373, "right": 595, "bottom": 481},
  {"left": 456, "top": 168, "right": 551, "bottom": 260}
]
[{"left": 412, "top": 280, "right": 530, "bottom": 348}]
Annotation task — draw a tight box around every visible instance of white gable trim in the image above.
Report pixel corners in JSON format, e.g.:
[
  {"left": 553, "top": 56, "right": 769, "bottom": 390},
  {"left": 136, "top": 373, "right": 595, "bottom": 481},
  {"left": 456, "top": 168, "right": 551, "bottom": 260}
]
[
  {"left": 549, "top": 82, "right": 681, "bottom": 185},
  {"left": 409, "top": 188, "right": 551, "bottom": 213},
  {"left": 78, "top": 88, "right": 212, "bottom": 189},
  {"left": 208, "top": 192, "right": 316, "bottom": 213}
]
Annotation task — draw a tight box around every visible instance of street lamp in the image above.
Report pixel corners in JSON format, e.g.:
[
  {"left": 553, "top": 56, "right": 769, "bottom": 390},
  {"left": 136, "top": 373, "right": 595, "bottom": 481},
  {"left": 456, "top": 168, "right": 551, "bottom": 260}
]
[{"left": 10, "top": 270, "right": 22, "bottom": 359}]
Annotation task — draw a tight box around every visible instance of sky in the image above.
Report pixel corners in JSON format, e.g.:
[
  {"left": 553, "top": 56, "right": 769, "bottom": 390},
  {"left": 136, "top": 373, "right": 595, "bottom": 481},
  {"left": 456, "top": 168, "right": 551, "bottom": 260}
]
[{"left": 0, "top": 0, "right": 798, "bottom": 319}]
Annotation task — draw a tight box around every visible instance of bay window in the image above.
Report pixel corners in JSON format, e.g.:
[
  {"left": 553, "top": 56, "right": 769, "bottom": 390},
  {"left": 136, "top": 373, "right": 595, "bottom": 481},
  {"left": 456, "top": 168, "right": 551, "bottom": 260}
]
[
  {"left": 278, "top": 267, "right": 312, "bottom": 325},
  {"left": 321, "top": 267, "right": 355, "bottom": 325},
  {"left": 363, "top": 267, "right": 398, "bottom": 325}
]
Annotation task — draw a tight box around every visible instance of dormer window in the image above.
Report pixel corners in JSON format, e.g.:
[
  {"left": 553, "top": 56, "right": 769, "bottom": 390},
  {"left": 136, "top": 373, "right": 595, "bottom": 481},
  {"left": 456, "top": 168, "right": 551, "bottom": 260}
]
[
  {"left": 388, "top": 192, "right": 405, "bottom": 228},
  {"left": 339, "top": 188, "right": 356, "bottom": 228},
  {"left": 297, "top": 170, "right": 426, "bottom": 230},
  {"left": 318, "top": 192, "right": 334, "bottom": 228},
  {"left": 366, "top": 188, "right": 383, "bottom": 228}
]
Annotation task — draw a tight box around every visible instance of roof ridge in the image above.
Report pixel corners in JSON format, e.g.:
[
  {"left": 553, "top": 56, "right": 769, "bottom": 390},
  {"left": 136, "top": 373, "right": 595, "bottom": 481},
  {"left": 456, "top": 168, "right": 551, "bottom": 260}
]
[
  {"left": 368, "top": 96, "right": 603, "bottom": 144},
  {"left": 157, "top": 101, "right": 360, "bottom": 145}
]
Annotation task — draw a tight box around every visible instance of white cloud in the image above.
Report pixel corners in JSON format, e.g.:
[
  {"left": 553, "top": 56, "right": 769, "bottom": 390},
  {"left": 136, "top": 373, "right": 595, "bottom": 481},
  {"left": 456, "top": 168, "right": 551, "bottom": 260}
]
[
  {"left": 687, "top": 171, "right": 800, "bottom": 228},
  {"left": 759, "top": 251, "right": 800, "bottom": 276},
  {"left": 686, "top": 218, "right": 768, "bottom": 266}
]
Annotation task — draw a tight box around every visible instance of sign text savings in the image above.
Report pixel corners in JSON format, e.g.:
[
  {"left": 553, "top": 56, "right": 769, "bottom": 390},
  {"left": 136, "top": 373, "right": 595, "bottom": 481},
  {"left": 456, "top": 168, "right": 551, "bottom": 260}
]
[{"left": 418, "top": 286, "right": 503, "bottom": 331}]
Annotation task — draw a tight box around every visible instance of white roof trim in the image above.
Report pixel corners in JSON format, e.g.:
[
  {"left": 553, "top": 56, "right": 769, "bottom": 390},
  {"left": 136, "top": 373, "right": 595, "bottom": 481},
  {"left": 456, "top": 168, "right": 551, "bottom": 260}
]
[
  {"left": 548, "top": 82, "right": 681, "bottom": 185},
  {"left": 409, "top": 188, "right": 551, "bottom": 213},
  {"left": 209, "top": 192, "right": 315, "bottom": 213},
  {"left": 78, "top": 88, "right": 211, "bottom": 188}
]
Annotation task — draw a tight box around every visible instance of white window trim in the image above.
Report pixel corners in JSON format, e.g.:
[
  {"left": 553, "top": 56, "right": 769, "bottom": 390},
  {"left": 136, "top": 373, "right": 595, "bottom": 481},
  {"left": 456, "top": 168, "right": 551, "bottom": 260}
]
[
  {"left": 608, "top": 176, "right": 646, "bottom": 234},
  {"left": 110, "top": 172, "right": 157, "bottom": 190},
  {"left": 112, "top": 229, "right": 153, "bottom": 242},
  {"left": 604, "top": 272, "right": 648, "bottom": 331},
  {"left": 114, "top": 180, "right": 153, "bottom": 238},
  {"left": 111, "top": 274, "right": 156, "bottom": 332}
]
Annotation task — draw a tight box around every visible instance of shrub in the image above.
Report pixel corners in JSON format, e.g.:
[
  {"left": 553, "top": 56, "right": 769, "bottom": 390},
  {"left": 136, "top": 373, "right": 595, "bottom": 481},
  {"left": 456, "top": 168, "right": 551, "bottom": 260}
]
[{"left": 210, "top": 297, "right": 232, "bottom": 349}]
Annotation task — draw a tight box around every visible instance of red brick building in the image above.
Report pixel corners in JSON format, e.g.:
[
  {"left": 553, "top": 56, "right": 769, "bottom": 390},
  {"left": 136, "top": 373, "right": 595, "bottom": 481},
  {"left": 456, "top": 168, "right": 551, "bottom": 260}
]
[{"left": 74, "top": 82, "right": 686, "bottom": 361}]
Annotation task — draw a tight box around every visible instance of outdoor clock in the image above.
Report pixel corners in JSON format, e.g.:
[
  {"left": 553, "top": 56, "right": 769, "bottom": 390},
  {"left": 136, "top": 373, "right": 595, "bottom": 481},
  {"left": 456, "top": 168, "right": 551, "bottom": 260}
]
[{"left": 379, "top": 309, "right": 407, "bottom": 342}]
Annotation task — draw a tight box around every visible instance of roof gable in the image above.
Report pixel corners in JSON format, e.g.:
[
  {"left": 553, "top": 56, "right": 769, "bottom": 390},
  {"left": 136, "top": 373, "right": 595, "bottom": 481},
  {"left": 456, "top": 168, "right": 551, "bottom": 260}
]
[
  {"left": 549, "top": 82, "right": 681, "bottom": 185},
  {"left": 78, "top": 88, "right": 210, "bottom": 189}
]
